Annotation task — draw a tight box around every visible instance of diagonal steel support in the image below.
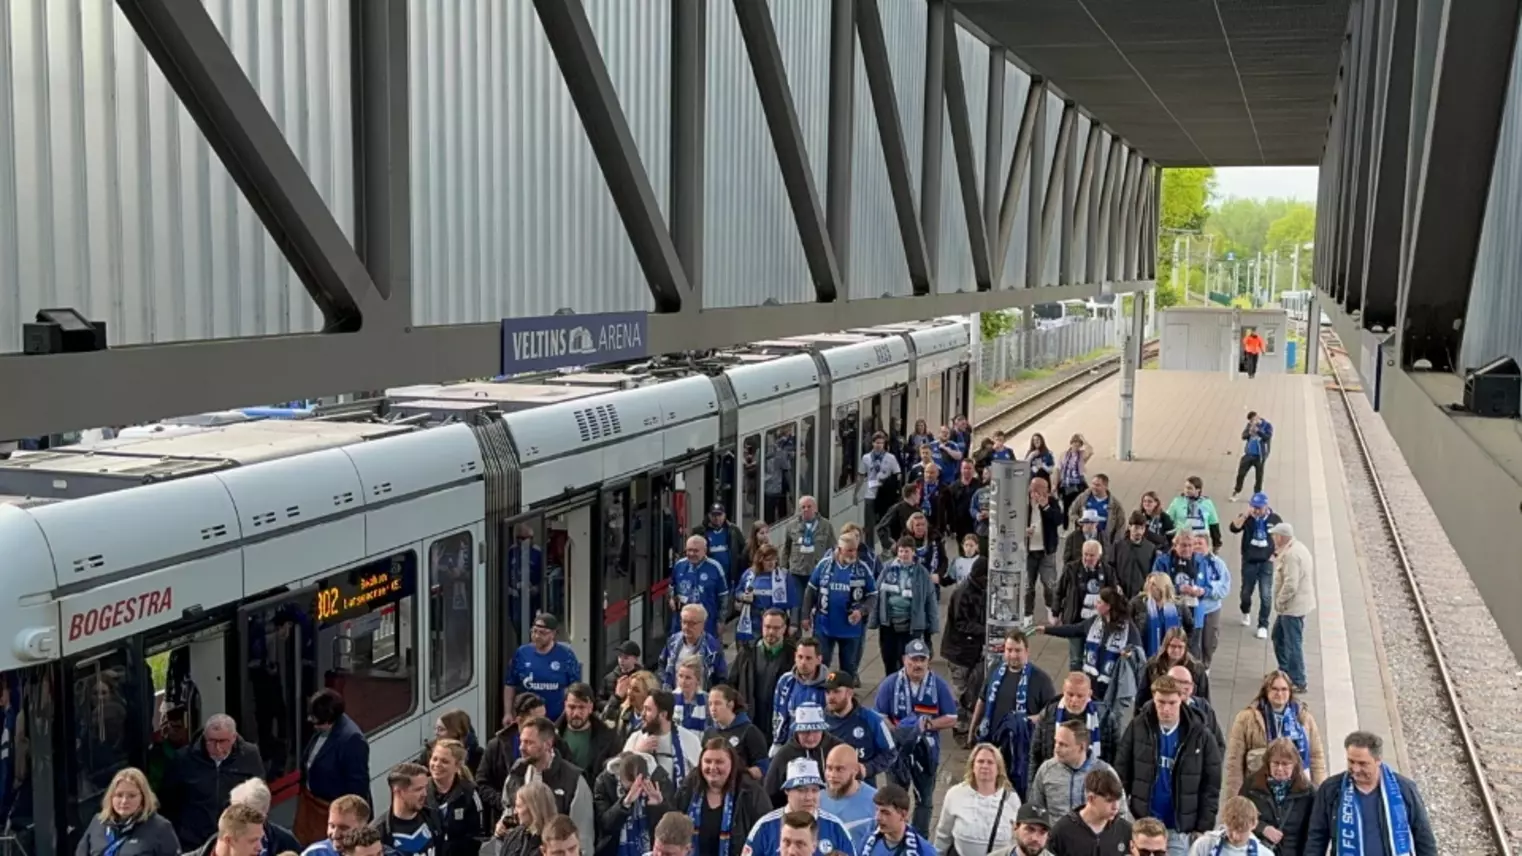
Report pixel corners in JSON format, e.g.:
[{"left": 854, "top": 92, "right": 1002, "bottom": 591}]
[
  {"left": 1396, "top": 0, "right": 1522, "bottom": 370},
  {"left": 920, "top": 0, "right": 949, "bottom": 277},
  {"left": 1113, "top": 152, "right": 1141, "bottom": 282},
  {"left": 995, "top": 77, "right": 1046, "bottom": 283},
  {"left": 825, "top": 0, "right": 856, "bottom": 295},
  {"left": 733, "top": 0, "right": 843, "bottom": 303},
  {"left": 983, "top": 49, "right": 1007, "bottom": 250},
  {"left": 1074, "top": 124, "right": 1102, "bottom": 283},
  {"left": 1095, "top": 138, "right": 1123, "bottom": 282},
  {"left": 1035, "top": 103, "right": 1077, "bottom": 281},
  {"left": 350, "top": 0, "right": 411, "bottom": 320},
  {"left": 1125, "top": 158, "right": 1150, "bottom": 279},
  {"left": 1341, "top": 0, "right": 1380, "bottom": 312},
  {"left": 857, "top": 0, "right": 934, "bottom": 294},
  {"left": 1359, "top": 0, "right": 1416, "bottom": 328},
  {"left": 116, "top": 0, "right": 379, "bottom": 332},
  {"left": 671, "top": 0, "right": 707, "bottom": 311},
  {"left": 533, "top": 0, "right": 688, "bottom": 312},
  {"left": 943, "top": 24, "right": 993, "bottom": 289}
]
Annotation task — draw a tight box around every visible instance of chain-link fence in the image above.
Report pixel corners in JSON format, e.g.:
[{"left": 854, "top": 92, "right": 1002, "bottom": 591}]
[{"left": 977, "top": 317, "right": 1122, "bottom": 385}]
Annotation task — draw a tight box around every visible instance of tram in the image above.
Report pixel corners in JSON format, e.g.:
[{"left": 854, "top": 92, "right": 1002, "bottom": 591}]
[{"left": 0, "top": 320, "right": 970, "bottom": 855}]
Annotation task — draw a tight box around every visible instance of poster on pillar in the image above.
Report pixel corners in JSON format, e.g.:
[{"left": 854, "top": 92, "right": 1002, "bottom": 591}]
[{"left": 985, "top": 459, "right": 1031, "bottom": 668}]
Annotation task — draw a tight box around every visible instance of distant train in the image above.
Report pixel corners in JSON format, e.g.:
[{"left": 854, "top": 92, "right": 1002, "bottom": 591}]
[{"left": 0, "top": 319, "right": 971, "bottom": 855}]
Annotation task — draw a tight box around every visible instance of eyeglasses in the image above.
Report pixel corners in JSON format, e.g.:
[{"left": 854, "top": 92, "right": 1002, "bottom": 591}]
[{"left": 1136, "top": 849, "right": 1168, "bottom": 856}]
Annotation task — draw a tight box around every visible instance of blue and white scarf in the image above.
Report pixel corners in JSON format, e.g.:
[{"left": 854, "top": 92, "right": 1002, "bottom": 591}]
[
  {"left": 920, "top": 480, "right": 939, "bottom": 518},
  {"left": 687, "top": 789, "right": 736, "bottom": 849},
  {"left": 616, "top": 786, "right": 651, "bottom": 856},
  {"left": 1338, "top": 765, "right": 1413, "bottom": 856},
  {"left": 978, "top": 663, "right": 1029, "bottom": 739},
  {"left": 891, "top": 672, "right": 940, "bottom": 723},
  {"left": 1262, "top": 700, "right": 1312, "bottom": 772},
  {"left": 669, "top": 731, "right": 689, "bottom": 783},
  {"left": 1055, "top": 701, "right": 1102, "bottom": 759},
  {"left": 1146, "top": 599, "right": 1182, "bottom": 657},
  {"left": 862, "top": 825, "right": 926, "bottom": 855},
  {"left": 103, "top": 822, "right": 137, "bottom": 856},
  {"left": 1082, "top": 617, "right": 1128, "bottom": 693},
  {"left": 800, "top": 519, "right": 818, "bottom": 550},
  {"left": 1059, "top": 450, "right": 1084, "bottom": 488},
  {"left": 1213, "top": 835, "right": 1259, "bottom": 856}
]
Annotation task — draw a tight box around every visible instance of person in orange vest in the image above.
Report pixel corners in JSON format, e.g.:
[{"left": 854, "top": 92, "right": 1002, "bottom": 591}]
[{"left": 1241, "top": 330, "right": 1265, "bottom": 378}]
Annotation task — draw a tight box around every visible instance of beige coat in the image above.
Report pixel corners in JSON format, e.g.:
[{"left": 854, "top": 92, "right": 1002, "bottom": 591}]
[
  {"left": 1272, "top": 538, "right": 1316, "bottom": 617},
  {"left": 1223, "top": 703, "right": 1328, "bottom": 799}
]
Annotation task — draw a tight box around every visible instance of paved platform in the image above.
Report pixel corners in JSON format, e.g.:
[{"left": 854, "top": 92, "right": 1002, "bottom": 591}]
[{"left": 847, "top": 368, "right": 1403, "bottom": 820}]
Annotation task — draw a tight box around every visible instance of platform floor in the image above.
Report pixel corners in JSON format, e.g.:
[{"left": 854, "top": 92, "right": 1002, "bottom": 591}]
[{"left": 847, "top": 368, "right": 1402, "bottom": 817}]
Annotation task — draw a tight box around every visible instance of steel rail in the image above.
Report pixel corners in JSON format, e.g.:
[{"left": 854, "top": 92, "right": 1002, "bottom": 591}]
[
  {"left": 1321, "top": 330, "right": 1513, "bottom": 856},
  {"left": 974, "top": 340, "right": 1158, "bottom": 431}
]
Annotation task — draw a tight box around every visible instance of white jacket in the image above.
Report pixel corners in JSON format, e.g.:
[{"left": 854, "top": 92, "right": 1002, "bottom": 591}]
[
  {"left": 1187, "top": 830, "right": 1275, "bottom": 856},
  {"left": 1272, "top": 539, "right": 1316, "bottom": 617},
  {"left": 622, "top": 726, "right": 703, "bottom": 785}
]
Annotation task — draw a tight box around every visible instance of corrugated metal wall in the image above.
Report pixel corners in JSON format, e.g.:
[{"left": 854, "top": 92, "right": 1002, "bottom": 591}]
[
  {"left": 1462, "top": 11, "right": 1522, "bottom": 372},
  {"left": 0, "top": 0, "right": 1148, "bottom": 350}
]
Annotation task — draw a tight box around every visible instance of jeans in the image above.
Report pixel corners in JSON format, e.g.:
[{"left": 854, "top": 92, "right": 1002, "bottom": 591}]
[
  {"left": 1068, "top": 637, "right": 1085, "bottom": 672},
  {"left": 1234, "top": 454, "right": 1265, "bottom": 494},
  {"left": 879, "top": 626, "right": 914, "bottom": 671},
  {"left": 1244, "top": 351, "right": 1260, "bottom": 378},
  {"left": 1167, "top": 830, "right": 1191, "bottom": 856},
  {"left": 1239, "top": 559, "right": 1274, "bottom": 628},
  {"left": 889, "top": 763, "right": 938, "bottom": 836},
  {"left": 1274, "top": 614, "right": 1307, "bottom": 687},
  {"left": 1023, "top": 551, "right": 1059, "bottom": 618},
  {"left": 1190, "top": 609, "right": 1222, "bottom": 669},
  {"left": 817, "top": 633, "right": 865, "bottom": 675}
]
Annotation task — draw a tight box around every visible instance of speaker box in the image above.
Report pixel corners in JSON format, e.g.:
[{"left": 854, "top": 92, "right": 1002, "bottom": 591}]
[
  {"left": 1463, "top": 355, "right": 1521, "bottom": 419},
  {"left": 22, "top": 308, "right": 107, "bottom": 355}
]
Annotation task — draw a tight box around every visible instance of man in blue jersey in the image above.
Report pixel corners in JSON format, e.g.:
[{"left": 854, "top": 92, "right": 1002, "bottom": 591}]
[
  {"left": 822, "top": 671, "right": 896, "bottom": 783},
  {"left": 860, "top": 784, "right": 935, "bottom": 856},
  {"left": 299, "top": 795, "right": 372, "bottom": 856},
  {"left": 802, "top": 536, "right": 878, "bottom": 675},
  {"left": 504, "top": 613, "right": 582, "bottom": 725},
  {"left": 743, "top": 758, "right": 858, "bottom": 856},
  {"left": 694, "top": 503, "right": 747, "bottom": 592},
  {"left": 873, "top": 640, "right": 957, "bottom": 836},
  {"left": 820, "top": 744, "right": 877, "bottom": 853},
  {"left": 657, "top": 604, "right": 728, "bottom": 690},
  {"left": 670, "top": 536, "right": 730, "bottom": 638}
]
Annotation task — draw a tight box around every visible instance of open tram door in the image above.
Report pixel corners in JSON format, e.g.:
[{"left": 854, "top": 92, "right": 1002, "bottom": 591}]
[{"left": 236, "top": 586, "right": 321, "bottom": 817}]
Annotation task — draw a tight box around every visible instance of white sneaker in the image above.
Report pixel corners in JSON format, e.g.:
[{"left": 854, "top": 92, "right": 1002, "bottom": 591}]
[
  {"left": 1240, "top": 614, "right": 1253, "bottom": 627},
  {"left": 1256, "top": 627, "right": 1269, "bottom": 640},
  {"left": 1229, "top": 493, "right": 1239, "bottom": 502}
]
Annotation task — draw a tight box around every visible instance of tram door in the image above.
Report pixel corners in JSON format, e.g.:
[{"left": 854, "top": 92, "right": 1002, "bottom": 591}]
[
  {"left": 61, "top": 643, "right": 152, "bottom": 847},
  {"left": 641, "top": 472, "right": 684, "bottom": 661}
]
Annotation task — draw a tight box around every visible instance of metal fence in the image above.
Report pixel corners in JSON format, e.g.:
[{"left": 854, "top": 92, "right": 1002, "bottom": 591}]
[{"left": 978, "top": 318, "right": 1122, "bottom": 385}]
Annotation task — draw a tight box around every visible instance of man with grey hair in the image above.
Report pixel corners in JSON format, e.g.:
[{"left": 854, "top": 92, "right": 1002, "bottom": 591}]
[
  {"left": 1269, "top": 521, "right": 1315, "bottom": 692},
  {"left": 229, "top": 778, "right": 301, "bottom": 854},
  {"left": 162, "top": 713, "right": 265, "bottom": 849},
  {"left": 657, "top": 603, "right": 727, "bottom": 690},
  {"left": 1303, "top": 731, "right": 1438, "bottom": 856},
  {"left": 782, "top": 496, "right": 837, "bottom": 624}
]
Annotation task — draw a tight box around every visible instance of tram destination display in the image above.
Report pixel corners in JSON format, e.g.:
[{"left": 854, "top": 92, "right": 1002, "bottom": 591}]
[
  {"left": 984, "top": 459, "right": 1030, "bottom": 669},
  {"left": 315, "top": 550, "right": 417, "bottom": 625}
]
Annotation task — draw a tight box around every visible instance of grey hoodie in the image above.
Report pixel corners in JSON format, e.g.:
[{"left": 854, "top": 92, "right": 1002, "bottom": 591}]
[{"left": 1026, "top": 756, "right": 1132, "bottom": 821}]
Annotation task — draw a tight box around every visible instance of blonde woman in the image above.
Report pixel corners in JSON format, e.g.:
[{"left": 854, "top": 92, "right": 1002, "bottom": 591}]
[
  {"left": 429, "top": 738, "right": 485, "bottom": 856},
  {"left": 604, "top": 670, "right": 660, "bottom": 740},
  {"left": 932, "top": 743, "right": 1020, "bottom": 856},
  {"left": 1223, "top": 671, "right": 1328, "bottom": 799},
  {"left": 77, "top": 767, "right": 180, "bottom": 856},
  {"left": 494, "top": 781, "right": 558, "bottom": 856},
  {"left": 1131, "top": 572, "right": 1194, "bottom": 659}
]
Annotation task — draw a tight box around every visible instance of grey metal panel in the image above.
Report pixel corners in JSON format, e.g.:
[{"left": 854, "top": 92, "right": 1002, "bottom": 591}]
[
  {"left": 1462, "top": 12, "right": 1522, "bottom": 372},
  {"left": 934, "top": 26, "right": 989, "bottom": 294},
  {"left": 0, "top": 0, "right": 352, "bottom": 353},
  {"left": 1074, "top": 113, "right": 1094, "bottom": 274},
  {"left": 409, "top": 0, "right": 669, "bottom": 323},
  {"left": 999, "top": 62, "right": 1032, "bottom": 288},
  {"left": 1041, "top": 89, "right": 1063, "bottom": 286},
  {"left": 883, "top": 0, "right": 927, "bottom": 207},
  {"left": 847, "top": 45, "right": 912, "bottom": 300}
]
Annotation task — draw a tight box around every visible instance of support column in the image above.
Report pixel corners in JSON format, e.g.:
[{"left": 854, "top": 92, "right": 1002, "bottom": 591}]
[
  {"left": 919, "top": 0, "right": 949, "bottom": 280},
  {"left": 1118, "top": 291, "right": 1145, "bottom": 460},
  {"left": 671, "top": 0, "right": 706, "bottom": 311},
  {"left": 1305, "top": 292, "right": 1322, "bottom": 375}
]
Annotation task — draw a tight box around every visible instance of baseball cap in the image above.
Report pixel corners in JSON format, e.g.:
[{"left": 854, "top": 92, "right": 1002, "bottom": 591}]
[
  {"left": 709, "top": 503, "right": 726, "bottom": 516},
  {"left": 532, "top": 612, "right": 560, "bottom": 631},
  {"left": 904, "top": 639, "right": 931, "bottom": 660},
  {"left": 782, "top": 757, "right": 825, "bottom": 791},
  {"left": 1015, "top": 804, "right": 1051, "bottom": 829},
  {"left": 824, "top": 671, "right": 859, "bottom": 691},
  {"left": 1269, "top": 522, "right": 1294, "bottom": 538},
  {"left": 792, "top": 703, "right": 829, "bottom": 733},
  {"left": 1250, "top": 492, "right": 1269, "bottom": 509},
  {"left": 616, "top": 640, "right": 641, "bottom": 657}
]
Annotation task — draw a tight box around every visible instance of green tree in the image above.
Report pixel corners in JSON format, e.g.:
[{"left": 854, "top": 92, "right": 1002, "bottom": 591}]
[
  {"left": 1155, "top": 168, "right": 1217, "bottom": 298},
  {"left": 980, "top": 310, "right": 1016, "bottom": 340}
]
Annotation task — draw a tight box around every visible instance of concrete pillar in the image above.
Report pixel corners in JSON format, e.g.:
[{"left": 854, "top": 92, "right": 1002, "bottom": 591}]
[
  {"left": 1118, "top": 292, "right": 1146, "bottom": 460},
  {"left": 1305, "top": 293, "right": 1322, "bottom": 374}
]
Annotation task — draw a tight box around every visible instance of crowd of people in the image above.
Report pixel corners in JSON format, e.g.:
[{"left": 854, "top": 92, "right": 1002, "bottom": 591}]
[{"left": 85, "top": 409, "right": 1439, "bottom": 856}]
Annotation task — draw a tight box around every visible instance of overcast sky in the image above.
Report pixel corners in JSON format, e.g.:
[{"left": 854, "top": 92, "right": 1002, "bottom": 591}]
[{"left": 1213, "top": 167, "right": 1319, "bottom": 202}]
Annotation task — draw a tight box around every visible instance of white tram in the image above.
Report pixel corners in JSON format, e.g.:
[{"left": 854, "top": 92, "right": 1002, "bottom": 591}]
[{"left": 0, "top": 320, "right": 969, "bottom": 854}]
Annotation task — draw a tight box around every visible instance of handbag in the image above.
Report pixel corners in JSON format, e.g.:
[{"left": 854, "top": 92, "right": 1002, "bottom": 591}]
[{"left": 945, "top": 788, "right": 1010, "bottom": 856}]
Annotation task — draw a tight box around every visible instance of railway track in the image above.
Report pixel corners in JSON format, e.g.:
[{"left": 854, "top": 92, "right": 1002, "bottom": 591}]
[
  {"left": 974, "top": 340, "right": 1159, "bottom": 435},
  {"left": 1321, "top": 329, "right": 1516, "bottom": 856}
]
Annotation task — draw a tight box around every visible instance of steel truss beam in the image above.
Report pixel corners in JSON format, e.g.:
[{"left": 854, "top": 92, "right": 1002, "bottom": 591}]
[
  {"left": 533, "top": 0, "right": 688, "bottom": 312},
  {"left": 671, "top": 0, "right": 707, "bottom": 310},
  {"left": 1114, "top": 152, "right": 1142, "bottom": 281},
  {"left": 116, "top": 0, "right": 381, "bottom": 331},
  {"left": 943, "top": 23, "right": 994, "bottom": 288},
  {"left": 1058, "top": 105, "right": 1079, "bottom": 285},
  {"left": 1035, "top": 103, "right": 1077, "bottom": 281},
  {"left": 1095, "top": 138, "right": 1124, "bottom": 283},
  {"left": 1340, "top": 0, "right": 1380, "bottom": 312},
  {"left": 1024, "top": 89, "right": 1047, "bottom": 289},
  {"left": 351, "top": 0, "right": 411, "bottom": 321},
  {"left": 825, "top": 0, "right": 856, "bottom": 293},
  {"left": 1075, "top": 124, "right": 1103, "bottom": 283},
  {"left": 857, "top": 0, "right": 934, "bottom": 294},
  {"left": 920, "top": 0, "right": 949, "bottom": 275},
  {"left": 995, "top": 78, "right": 1045, "bottom": 283},
  {"left": 1359, "top": 0, "right": 1416, "bottom": 328},
  {"left": 983, "top": 48, "right": 1007, "bottom": 251},
  {"left": 0, "top": 283, "right": 1151, "bottom": 439},
  {"left": 1396, "top": 0, "right": 1522, "bottom": 371}
]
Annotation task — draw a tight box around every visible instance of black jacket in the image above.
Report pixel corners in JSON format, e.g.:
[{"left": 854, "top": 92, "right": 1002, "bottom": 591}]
[
  {"left": 1133, "top": 698, "right": 1225, "bottom": 753},
  {"left": 75, "top": 814, "right": 179, "bottom": 856},
  {"left": 557, "top": 715, "right": 622, "bottom": 790},
  {"left": 1110, "top": 536, "right": 1156, "bottom": 599},
  {"left": 761, "top": 733, "right": 843, "bottom": 809},
  {"left": 943, "top": 478, "right": 981, "bottom": 539},
  {"left": 1028, "top": 699, "right": 1121, "bottom": 775},
  {"left": 372, "top": 807, "right": 444, "bottom": 856},
  {"left": 702, "top": 715, "right": 772, "bottom": 776},
  {"left": 875, "top": 500, "right": 920, "bottom": 551},
  {"left": 941, "top": 562, "right": 989, "bottom": 668},
  {"left": 966, "top": 660, "right": 1058, "bottom": 732},
  {"left": 160, "top": 734, "right": 265, "bottom": 848},
  {"left": 1302, "top": 771, "right": 1439, "bottom": 856},
  {"left": 264, "top": 823, "right": 302, "bottom": 855},
  {"left": 1046, "top": 808, "right": 1132, "bottom": 855},
  {"left": 591, "top": 755, "right": 676, "bottom": 856},
  {"left": 1114, "top": 703, "right": 1222, "bottom": 834},
  {"left": 669, "top": 778, "right": 771, "bottom": 856},
  {"left": 1241, "top": 766, "right": 1313, "bottom": 856},
  {"left": 478, "top": 726, "right": 573, "bottom": 817},
  {"left": 1054, "top": 560, "right": 1119, "bottom": 625},
  {"left": 601, "top": 664, "right": 639, "bottom": 706},
  {"left": 428, "top": 776, "right": 486, "bottom": 856},
  {"left": 502, "top": 755, "right": 587, "bottom": 823},
  {"left": 729, "top": 639, "right": 796, "bottom": 741},
  {"left": 1228, "top": 511, "right": 1284, "bottom": 564},
  {"left": 1028, "top": 498, "right": 1066, "bottom": 554}
]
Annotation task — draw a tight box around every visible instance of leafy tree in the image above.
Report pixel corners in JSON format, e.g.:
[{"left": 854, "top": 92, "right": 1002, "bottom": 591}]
[
  {"left": 1156, "top": 168, "right": 1216, "bottom": 293},
  {"left": 980, "top": 310, "right": 1017, "bottom": 340}
]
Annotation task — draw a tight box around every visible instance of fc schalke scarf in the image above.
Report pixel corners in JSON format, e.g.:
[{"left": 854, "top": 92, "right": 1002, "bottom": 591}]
[
  {"left": 892, "top": 672, "right": 940, "bottom": 721},
  {"left": 1338, "top": 765, "right": 1413, "bottom": 856},
  {"left": 1081, "top": 618, "right": 1128, "bottom": 691},
  {"left": 616, "top": 786, "right": 650, "bottom": 856},
  {"left": 1055, "top": 701, "right": 1102, "bottom": 759},
  {"left": 1213, "top": 834, "right": 1259, "bottom": 856},
  {"left": 688, "top": 789, "right": 735, "bottom": 848},
  {"left": 978, "top": 663, "right": 1029, "bottom": 739},
  {"left": 1146, "top": 598, "right": 1182, "bottom": 657},
  {"left": 1260, "top": 700, "right": 1312, "bottom": 771},
  {"left": 862, "top": 825, "right": 925, "bottom": 856}
]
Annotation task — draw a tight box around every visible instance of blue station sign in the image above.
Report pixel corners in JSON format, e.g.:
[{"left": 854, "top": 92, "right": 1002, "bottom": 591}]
[{"left": 501, "top": 311, "right": 649, "bottom": 374}]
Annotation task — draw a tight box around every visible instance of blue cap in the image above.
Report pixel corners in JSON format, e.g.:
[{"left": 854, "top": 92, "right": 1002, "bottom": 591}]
[
  {"left": 904, "top": 639, "right": 931, "bottom": 659},
  {"left": 1250, "top": 493, "right": 1269, "bottom": 509}
]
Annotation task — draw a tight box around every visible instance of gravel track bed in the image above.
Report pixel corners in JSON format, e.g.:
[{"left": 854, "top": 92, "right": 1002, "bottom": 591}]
[{"left": 1326, "top": 346, "right": 1522, "bottom": 854}]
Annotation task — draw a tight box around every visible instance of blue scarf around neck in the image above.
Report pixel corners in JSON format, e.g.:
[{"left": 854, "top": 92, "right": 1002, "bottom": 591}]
[
  {"left": 1146, "top": 599, "right": 1181, "bottom": 657},
  {"left": 688, "top": 788, "right": 736, "bottom": 849},
  {"left": 862, "top": 824, "right": 925, "bottom": 856},
  {"left": 616, "top": 784, "right": 650, "bottom": 856},
  {"left": 1082, "top": 618, "right": 1128, "bottom": 692},
  {"left": 1260, "top": 700, "right": 1311, "bottom": 771},
  {"left": 1055, "top": 702, "right": 1102, "bottom": 759},
  {"left": 1338, "top": 764, "right": 1413, "bottom": 856},
  {"left": 978, "top": 662, "right": 1029, "bottom": 739}
]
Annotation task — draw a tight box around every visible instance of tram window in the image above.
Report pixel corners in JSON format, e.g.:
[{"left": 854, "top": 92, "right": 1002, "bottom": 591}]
[
  {"left": 543, "top": 515, "right": 571, "bottom": 626},
  {"left": 833, "top": 401, "right": 860, "bottom": 491},
  {"left": 763, "top": 423, "right": 797, "bottom": 525},
  {"left": 429, "top": 530, "right": 475, "bottom": 701},
  {"left": 69, "top": 648, "right": 143, "bottom": 827},
  {"left": 314, "top": 551, "right": 419, "bottom": 734},
  {"left": 505, "top": 519, "right": 544, "bottom": 637},
  {"left": 741, "top": 434, "right": 761, "bottom": 527},
  {"left": 889, "top": 388, "right": 907, "bottom": 455},
  {"left": 797, "top": 416, "right": 816, "bottom": 501}
]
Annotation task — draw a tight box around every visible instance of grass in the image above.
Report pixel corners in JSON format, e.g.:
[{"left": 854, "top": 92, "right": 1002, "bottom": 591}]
[{"left": 1015, "top": 367, "right": 1055, "bottom": 381}]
